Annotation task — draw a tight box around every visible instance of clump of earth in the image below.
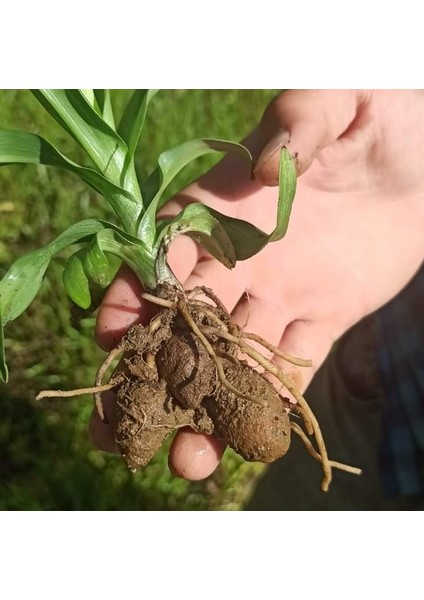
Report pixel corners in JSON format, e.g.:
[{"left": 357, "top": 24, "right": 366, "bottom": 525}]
[{"left": 38, "top": 285, "right": 362, "bottom": 491}]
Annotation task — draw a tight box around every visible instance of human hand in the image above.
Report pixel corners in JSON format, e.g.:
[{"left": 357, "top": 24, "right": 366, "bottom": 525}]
[{"left": 90, "top": 90, "right": 424, "bottom": 479}]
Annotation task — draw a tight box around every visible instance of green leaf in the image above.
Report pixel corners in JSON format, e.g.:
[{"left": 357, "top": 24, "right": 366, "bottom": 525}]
[
  {"left": 159, "top": 148, "right": 297, "bottom": 263},
  {"left": 63, "top": 224, "right": 157, "bottom": 308},
  {"left": 94, "top": 228, "right": 157, "bottom": 289},
  {"left": 93, "top": 90, "right": 115, "bottom": 129},
  {"left": 63, "top": 250, "right": 92, "bottom": 309},
  {"left": 159, "top": 203, "right": 236, "bottom": 269},
  {"left": 0, "top": 304, "right": 8, "bottom": 382},
  {"left": 0, "top": 217, "right": 159, "bottom": 378},
  {"left": 0, "top": 130, "right": 142, "bottom": 233},
  {"left": 31, "top": 90, "right": 127, "bottom": 182},
  {"left": 63, "top": 244, "right": 122, "bottom": 310},
  {"left": 213, "top": 148, "right": 297, "bottom": 258},
  {"left": 0, "top": 218, "right": 105, "bottom": 380},
  {"left": 139, "top": 139, "right": 252, "bottom": 245},
  {"left": 82, "top": 236, "right": 121, "bottom": 288},
  {"left": 210, "top": 149, "right": 296, "bottom": 258},
  {"left": 271, "top": 147, "right": 297, "bottom": 241},
  {"left": 117, "top": 89, "right": 158, "bottom": 180},
  {"left": 80, "top": 89, "right": 96, "bottom": 106},
  {"left": 203, "top": 210, "right": 269, "bottom": 260},
  {"left": 0, "top": 219, "right": 109, "bottom": 327}
]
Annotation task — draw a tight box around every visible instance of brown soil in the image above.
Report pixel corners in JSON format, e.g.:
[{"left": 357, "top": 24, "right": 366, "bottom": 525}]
[
  {"left": 37, "top": 285, "right": 362, "bottom": 491},
  {"left": 109, "top": 288, "right": 292, "bottom": 471}
]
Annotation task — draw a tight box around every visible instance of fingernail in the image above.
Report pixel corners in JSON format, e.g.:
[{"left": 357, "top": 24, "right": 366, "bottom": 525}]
[{"left": 253, "top": 130, "right": 291, "bottom": 175}]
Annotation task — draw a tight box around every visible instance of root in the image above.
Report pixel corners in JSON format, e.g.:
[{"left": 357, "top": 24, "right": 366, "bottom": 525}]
[
  {"left": 236, "top": 344, "right": 332, "bottom": 487},
  {"left": 177, "top": 299, "right": 266, "bottom": 407},
  {"left": 124, "top": 290, "right": 358, "bottom": 491},
  {"left": 189, "top": 285, "right": 229, "bottom": 315},
  {"left": 95, "top": 346, "right": 124, "bottom": 421},
  {"left": 241, "top": 331, "right": 312, "bottom": 368},
  {"left": 189, "top": 300, "right": 229, "bottom": 330},
  {"left": 188, "top": 286, "right": 238, "bottom": 335},
  {"left": 200, "top": 325, "right": 332, "bottom": 491},
  {"left": 145, "top": 352, "right": 156, "bottom": 369},
  {"left": 36, "top": 382, "right": 120, "bottom": 401},
  {"left": 291, "top": 422, "right": 362, "bottom": 479},
  {"left": 149, "top": 313, "right": 164, "bottom": 333},
  {"left": 141, "top": 293, "right": 175, "bottom": 309}
]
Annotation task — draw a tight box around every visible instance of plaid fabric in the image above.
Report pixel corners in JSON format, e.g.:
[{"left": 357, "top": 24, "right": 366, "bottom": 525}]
[{"left": 376, "top": 264, "right": 424, "bottom": 497}]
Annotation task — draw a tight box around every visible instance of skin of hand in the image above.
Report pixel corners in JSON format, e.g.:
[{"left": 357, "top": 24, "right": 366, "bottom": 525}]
[{"left": 90, "top": 90, "right": 424, "bottom": 480}]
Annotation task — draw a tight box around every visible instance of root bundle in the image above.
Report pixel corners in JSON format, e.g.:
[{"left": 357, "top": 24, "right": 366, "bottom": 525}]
[{"left": 37, "top": 285, "right": 361, "bottom": 492}]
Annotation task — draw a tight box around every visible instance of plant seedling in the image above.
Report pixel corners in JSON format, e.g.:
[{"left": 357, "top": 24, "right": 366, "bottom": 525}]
[{"left": 0, "top": 90, "right": 361, "bottom": 491}]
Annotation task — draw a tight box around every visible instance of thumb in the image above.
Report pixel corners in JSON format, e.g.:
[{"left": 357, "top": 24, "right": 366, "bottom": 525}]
[{"left": 253, "top": 90, "right": 363, "bottom": 185}]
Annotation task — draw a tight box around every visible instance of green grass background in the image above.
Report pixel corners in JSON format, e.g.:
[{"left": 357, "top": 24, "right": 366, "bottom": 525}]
[{"left": 0, "top": 90, "right": 277, "bottom": 510}]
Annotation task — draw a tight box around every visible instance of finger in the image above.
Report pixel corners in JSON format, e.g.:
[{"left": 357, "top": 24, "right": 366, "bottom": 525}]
[
  {"left": 169, "top": 428, "right": 226, "bottom": 480},
  {"left": 89, "top": 390, "right": 120, "bottom": 453},
  {"left": 274, "top": 319, "right": 333, "bottom": 395},
  {"left": 96, "top": 236, "right": 198, "bottom": 350},
  {"left": 254, "top": 90, "right": 363, "bottom": 184},
  {"left": 95, "top": 265, "right": 145, "bottom": 350}
]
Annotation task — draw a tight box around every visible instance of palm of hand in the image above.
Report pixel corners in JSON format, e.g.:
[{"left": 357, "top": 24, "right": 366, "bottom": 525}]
[{"left": 176, "top": 90, "right": 424, "bottom": 388}]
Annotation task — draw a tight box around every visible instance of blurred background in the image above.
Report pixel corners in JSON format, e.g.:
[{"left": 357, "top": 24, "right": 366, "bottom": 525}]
[{"left": 0, "top": 89, "right": 277, "bottom": 510}]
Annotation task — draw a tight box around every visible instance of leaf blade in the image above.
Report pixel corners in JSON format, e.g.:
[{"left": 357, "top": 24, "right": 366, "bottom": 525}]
[
  {"left": 118, "top": 89, "right": 158, "bottom": 179},
  {"left": 93, "top": 90, "right": 115, "bottom": 129},
  {"left": 82, "top": 235, "right": 121, "bottom": 288},
  {"left": 0, "top": 218, "right": 158, "bottom": 376},
  {"left": 0, "top": 130, "right": 142, "bottom": 232},
  {"left": 95, "top": 228, "right": 157, "bottom": 289},
  {"left": 0, "top": 219, "right": 109, "bottom": 325},
  {"left": 139, "top": 139, "right": 252, "bottom": 245},
  {"left": 63, "top": 251, "right": 92, "bottom": 309},
  {"left": 159, "top": 203, "right": 236, "bottom": 269},
  {"left": 270, "top": 147, "right": 297, "bottom": 241},
  {"left": 161, "top": 149, "right": 297, "bottom": 263},
  {"left": 31, "top": 89, "right": 127, "bottom": 181}
]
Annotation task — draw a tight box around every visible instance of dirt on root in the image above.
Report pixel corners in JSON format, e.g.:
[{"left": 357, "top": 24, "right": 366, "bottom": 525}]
[
  {"left": 37, "top": 285, "right": 362, "bottom": 490},
  {"left": 108, "top": 289, "right": 292, "bottom": 472}
]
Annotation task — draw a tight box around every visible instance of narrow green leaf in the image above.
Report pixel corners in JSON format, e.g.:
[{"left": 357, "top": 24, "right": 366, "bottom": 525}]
[
  {"left": 0, "top": 304, "right": 8, "bottom": 382},
  {"left": 139, "top": 139, "right": 252, "bottom": 245},
  {"left": 0, "top": 218, "right": 156, "bottom": 372},
  {"left": 212, "top": 149, "right": 297, "bottom": 258},
  {"left": 159, "top": 149, "right": 297, "bottom": 263},
  {"left": 0, "top": 130, "right": 142, "bottom": 232},
  {"left": 63, "top": 236, "right": 122, "bottom": 309},
  {"left": 118, "top": 89, "right": 158, "bottom": 180},
  {"left": 94, "top": 90, "right": 115, "bottom": 129},
  {"left": 0, "top": 219, "right": 109, "bottom": 326},
  {"left": 31, "top": 89, "right": 127, "bottom": 182},
  {"left": 95, "top": 229, "right": 157, "bottom": 289},
  {"left": 82, "top": 236, "right": 121, "bottom": 288},
  {"left": 80, "top": 89, "right": 96, "bottom": 106},
  {"left": 270, "top": 147, "right": 297, "bottom": 241},
  {"left": 63, "top": 251, "right": 92, "bottom": 309},
  {"left": 207, "top": 210, "right": 270, "bottom": 259},
  {"left": 159, "top": 203, "right": 236, "bottom": 268}
]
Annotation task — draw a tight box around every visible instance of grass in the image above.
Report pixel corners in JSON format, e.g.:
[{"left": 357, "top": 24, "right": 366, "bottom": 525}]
[{"left": 0, "top": 90, "right": 277, "bottom": 510}]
